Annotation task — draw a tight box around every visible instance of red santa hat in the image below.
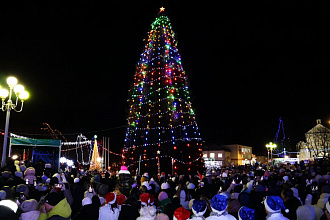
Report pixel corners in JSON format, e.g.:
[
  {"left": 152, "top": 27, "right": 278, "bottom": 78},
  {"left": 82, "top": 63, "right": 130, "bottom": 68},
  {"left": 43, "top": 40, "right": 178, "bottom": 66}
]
[
  {"left": 140, "top": 193, "right": 153, "bottom": 207},
  {"left": 105, "top": 192, "right": 116, "bottom": 205},
  {"left": 149, "top": 194, "right": 155, "bottom": 206},
  {"left": 116, "top": 194, "right": 126, "bottom": 205},
  {"left": 173, "top": 207, "right": 191, "bottom": 220}
]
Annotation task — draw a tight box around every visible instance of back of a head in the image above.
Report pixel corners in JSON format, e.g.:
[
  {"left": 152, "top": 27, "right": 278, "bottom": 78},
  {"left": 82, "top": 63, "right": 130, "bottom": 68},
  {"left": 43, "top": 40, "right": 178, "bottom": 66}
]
[
  {"left": 0, "top": 200, "right": 19, "bottom": 220},
  {"left": 322, "top": 185, "right": 330, "bottom": 194},
  {"left": 281, "top": 188, "right": 293, "bottom": 199},
  {"left": 296, "top": 205, "right": 315, "bottom": 220}
]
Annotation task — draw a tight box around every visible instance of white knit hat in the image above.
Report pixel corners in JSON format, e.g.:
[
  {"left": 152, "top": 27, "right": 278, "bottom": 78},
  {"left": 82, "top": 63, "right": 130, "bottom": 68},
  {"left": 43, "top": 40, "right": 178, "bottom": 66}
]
[
  {"left": 141, "top": 181, "right": 152, "bottom": 190},
  {"left": 161, "top": 182, "right": 170, "bottom": 190}
]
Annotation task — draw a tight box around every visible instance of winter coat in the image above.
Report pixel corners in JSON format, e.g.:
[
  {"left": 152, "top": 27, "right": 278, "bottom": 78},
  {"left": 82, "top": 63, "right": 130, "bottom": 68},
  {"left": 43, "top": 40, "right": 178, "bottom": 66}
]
[
  {"left": 227, "top": 192, "right": 240, "bottom": 218},
  {"left": 137, "top": 206, "right": 157, "bottom": 220},
  {"left": 24, "top": 167, "right": 37, "bottom": 185},
  {"left": 98, "top": 204, "right": 120, "bottom": 220},
  {"left": 176, "top": 190, "right": 191, "bottom": 210},
  {"left": 265, "top": 212, "right": 289, "bottom": 220},
  {"left": 73, "top": 203, "right": 99, "bottom": 220},
  {"left": 283, "top": 196, "right": 302, "bottom": 220},
  {"left": 118, "top": 173, "right": 132, "bottom": 197},
  {"left": 118, "top": 203, "right": 140, "bottom": 220},
  {"left": 158, "top": 198, "right": 171, "bottom": 213},
  {"left": 312, "top": 205, "right": 324, "bottom": 220},
  {"left": 317, "top": 193, "right": 330, "bottom": 210},
  {"left": 205, "top": 212, "right": 236, "bottom": 220},
  {"left": 37, "top": 198, "right": 72, "bottom": 220},
  {"left": 20, "top": 210, "right": 40, "bottom": 220},
  {"left": 70, "top": 183, "right": 85, "bottom": 216},
  {"left": 190, "top": 215, "right": 206, "bottom": 220}
]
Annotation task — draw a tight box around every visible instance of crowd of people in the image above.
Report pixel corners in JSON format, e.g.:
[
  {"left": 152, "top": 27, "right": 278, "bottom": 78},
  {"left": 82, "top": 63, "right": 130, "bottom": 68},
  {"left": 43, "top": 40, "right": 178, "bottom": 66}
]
[{"left": 1, "top": 158, "right": 330, "bottom": 220}]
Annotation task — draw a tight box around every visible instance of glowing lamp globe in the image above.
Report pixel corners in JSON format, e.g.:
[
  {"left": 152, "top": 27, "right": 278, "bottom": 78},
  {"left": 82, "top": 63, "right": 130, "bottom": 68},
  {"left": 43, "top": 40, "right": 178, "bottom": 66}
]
[
  {"left": 14, "top": 84, "right": 24, "bottom": 94},
  {"left": 7, "top": 77, "right": 18, "bottom": 88},
  {"left": 66, "top": 159, "right": 74, "bottom": 167},
  {"left": 0, "top": 88, "right": 9, "bottom": 99},
  {"left": 19, "top": 91, "right": 29, "bottom": 100}
]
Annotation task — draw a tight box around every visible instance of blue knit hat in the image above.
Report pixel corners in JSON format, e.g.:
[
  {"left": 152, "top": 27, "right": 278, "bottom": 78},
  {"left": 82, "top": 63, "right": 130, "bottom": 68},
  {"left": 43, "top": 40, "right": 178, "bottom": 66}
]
[
  {"left": 210, "top": 194, "right": 228, "bottom": 213},
  {"left": 192, "top": 199, "right": 207, "bottom": 217},
  {"left": 263, "top": 196, "right": 289, "bottom": 213},
  {"left": 238, "top": 206, "right": 255, "bottom": 220}
]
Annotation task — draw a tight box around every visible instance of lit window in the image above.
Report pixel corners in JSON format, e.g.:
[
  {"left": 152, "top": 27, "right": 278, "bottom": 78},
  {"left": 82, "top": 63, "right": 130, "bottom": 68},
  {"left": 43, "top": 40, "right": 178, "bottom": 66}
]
[
  {"left": 210, "top": 153, "right": 215, "bottom": 158},
  {"left": 203, "top": 154, "right": 207, "bottom": 158},
  {"left": 218, "top": 153, "right": 222, "bottom": 158}
]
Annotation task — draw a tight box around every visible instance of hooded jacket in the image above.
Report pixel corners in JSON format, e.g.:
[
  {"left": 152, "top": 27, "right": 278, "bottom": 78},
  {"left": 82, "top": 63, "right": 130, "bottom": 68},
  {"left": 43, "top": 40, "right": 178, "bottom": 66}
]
[
  {"left": 38, "top": 198, "right": 72, "bottom": 220},
  {"left": 20, "top": 210, "right": 40, "bottom": 220}
]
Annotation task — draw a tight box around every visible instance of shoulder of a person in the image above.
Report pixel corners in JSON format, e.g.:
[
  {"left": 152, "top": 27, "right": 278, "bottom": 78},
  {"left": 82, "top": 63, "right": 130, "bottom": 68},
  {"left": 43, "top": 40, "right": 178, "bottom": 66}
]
[{"left": 48, "top": 215, "right": 71, "bottom": 220}]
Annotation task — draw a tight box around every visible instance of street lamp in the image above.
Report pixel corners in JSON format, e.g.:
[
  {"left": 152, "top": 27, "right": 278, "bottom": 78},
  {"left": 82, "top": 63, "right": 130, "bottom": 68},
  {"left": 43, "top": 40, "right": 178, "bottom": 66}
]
[
  {"left": 266, "top": 142, "right": 276, "bottom": 165},
  {"left": 157, "top": 150, "right": 161, "bottom": 175},
  {"left": 0, "top": 76, "right": 29, "bottom": 167}
]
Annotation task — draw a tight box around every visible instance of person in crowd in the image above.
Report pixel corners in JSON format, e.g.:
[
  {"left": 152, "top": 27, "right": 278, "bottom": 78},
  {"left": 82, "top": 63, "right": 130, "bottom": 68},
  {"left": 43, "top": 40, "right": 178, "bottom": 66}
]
[
  {"left": 296, "top": 205, "right": 316, "bottom": 220},
  {"left": 24, "top": 167, "right": 37, "bottom": 185},
  {"left": 98, "top": 192, "right": 119, "bottom": 220},
  {"left": 0, "top": 189, "right": 6, "bottom": 200},
  {"left": 20, "top": 199, "right": 40, "bottom": 220},
  {"left": 174, "top": 182, "right": 191, "bottom": 210},
  {"left": 118, "top": 189, "right": 140, "bottom": 220},
  {"left": 281, "top": 188, "right": 302, "bottom": 220},
  {"left": 0, "top": 199, "right": 19, "bottom": 220},
  {"left": 155, "top": 213, "right": 170, "bottom": 220},
  {"left": 73, "top": 196, "right": 98, "bottom": 220},
  {"left": 190, "top": 199, "right": 207, "bottom": 220},
  {"left": 137, "top": 193, "right": 157, "bottom": 220},
  {"left": 173, "top": 207, "right": 191, "bottom": 220},
  {"left": 4, "top": 157, "right": 330, "bottom": 220},
  {"left": 118, "top": 166, "right": 132, "bottom": 197},
  {"left": 263, "top": 196, "right": 289, "bottom": 220},
  {"left": 158, "top": 191, "right": 171, "bottom": 213},
  {"left": 206, "top": 194, "right": 236, "bottom": 219},
  {"left": 321, "top": 201, "right": 330, "bottom": 220},
  {"left": 38, "top": 192, "right": 72, "bottom": 220},
  {"left": 238, "top": 206, "right": 255, "bottom": 220}
]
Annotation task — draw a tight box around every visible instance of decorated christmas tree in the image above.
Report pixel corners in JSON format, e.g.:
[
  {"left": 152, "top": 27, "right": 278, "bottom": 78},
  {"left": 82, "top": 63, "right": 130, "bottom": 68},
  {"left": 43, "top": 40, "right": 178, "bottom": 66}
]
[
  {"left": 123, "top": 8, "right": 204, "bottom": 175},
  {"left": 89, "top": 136, "right": 102, "bottom": 172}
]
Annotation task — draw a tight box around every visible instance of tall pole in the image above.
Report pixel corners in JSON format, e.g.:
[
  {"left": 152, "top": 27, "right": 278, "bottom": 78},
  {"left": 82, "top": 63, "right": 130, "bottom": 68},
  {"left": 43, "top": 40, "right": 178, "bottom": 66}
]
[
  {"left": 0, "top": 76, "right": 29, "bottom": 168},
  {"left": 267, "top": 150, "right": 269, "bottom": 163},
  {"left": 107, "top": 137, "right": 110, "bottom": 170},
  {"left": 138, "top": 154, "right": 141, "bottom": 175},
  {"left": 1, "top": 107, "right": 11, "bottom": 167},
  {"left": 266, "top": 142, "right": 276, "bottom": 166},
  {"left": 271, "top": 148, "right": 273, "bottom": 165}
]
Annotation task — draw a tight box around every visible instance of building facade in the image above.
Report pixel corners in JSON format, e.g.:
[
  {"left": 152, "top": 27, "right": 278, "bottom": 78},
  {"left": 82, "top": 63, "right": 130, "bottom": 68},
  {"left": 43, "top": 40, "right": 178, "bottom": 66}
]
[
  {"left": 202, "top": 144, "right": 253, "bottom": 168},
  {"left": 222, "top": 144, "right": 253, "bottom": 165},
  {"left": 298, "top": 119, "right": 330, "bottom": 161}
]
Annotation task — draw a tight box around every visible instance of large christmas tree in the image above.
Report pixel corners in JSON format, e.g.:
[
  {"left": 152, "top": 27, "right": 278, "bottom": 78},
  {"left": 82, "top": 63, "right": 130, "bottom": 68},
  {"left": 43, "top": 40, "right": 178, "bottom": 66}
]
[
  {"left": 89, "top": 136, "right": 102, "bottom": 172},
  {"left": 123, "top": 8, "right": 204, "bottom": 175}
]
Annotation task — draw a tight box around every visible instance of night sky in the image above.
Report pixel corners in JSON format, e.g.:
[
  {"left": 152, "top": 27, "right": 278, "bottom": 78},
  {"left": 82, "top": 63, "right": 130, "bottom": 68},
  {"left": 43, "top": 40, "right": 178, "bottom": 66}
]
[{"left": 1, "top": 1, "right": 330, "bottom": 155}]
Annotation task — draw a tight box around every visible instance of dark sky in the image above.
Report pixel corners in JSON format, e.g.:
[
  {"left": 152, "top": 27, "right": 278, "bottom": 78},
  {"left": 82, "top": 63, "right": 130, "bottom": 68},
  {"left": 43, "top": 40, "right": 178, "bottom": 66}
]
[{"left": 1, "top": 1, "right": 330, "bottom": 155}]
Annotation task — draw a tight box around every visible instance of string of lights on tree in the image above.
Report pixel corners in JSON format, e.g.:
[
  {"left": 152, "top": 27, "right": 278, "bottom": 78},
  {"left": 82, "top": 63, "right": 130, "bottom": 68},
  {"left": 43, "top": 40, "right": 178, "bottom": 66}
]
[{"left": 123, "top": 8, "right": 204, "bottom": 174}]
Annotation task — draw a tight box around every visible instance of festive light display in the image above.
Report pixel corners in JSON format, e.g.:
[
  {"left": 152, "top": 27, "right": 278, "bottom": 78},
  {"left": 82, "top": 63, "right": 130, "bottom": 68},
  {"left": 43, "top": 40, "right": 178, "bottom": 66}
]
[
  {"left": 89, "top": 136, "right": 102, "bottom": 172},
  {"left": 273, "top": 117, "right": 287, "bottom": 156},
  {"left": 123, "top": 8, "right": 204, "bottom": 174}
]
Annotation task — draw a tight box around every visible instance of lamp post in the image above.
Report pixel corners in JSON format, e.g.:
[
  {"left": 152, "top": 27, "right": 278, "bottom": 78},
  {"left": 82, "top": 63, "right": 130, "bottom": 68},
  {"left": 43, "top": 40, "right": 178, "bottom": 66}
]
[
  {"left": 266, "top": 142, "right": 276, "bottom": 165},
  {"left": 0, "top": 76, "right": 29, "bottom": 168},
  {"left": 157, "top": 150, "right": 161, "bottom": 175}
]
